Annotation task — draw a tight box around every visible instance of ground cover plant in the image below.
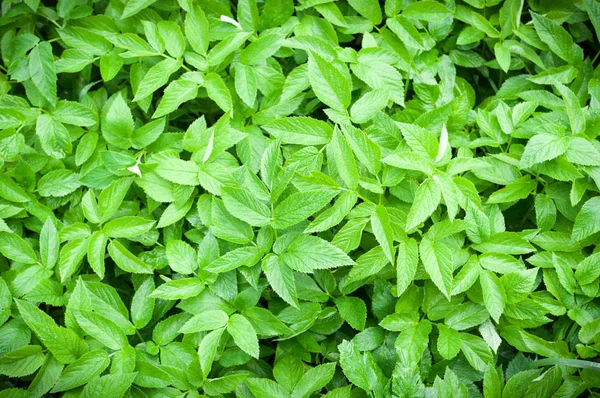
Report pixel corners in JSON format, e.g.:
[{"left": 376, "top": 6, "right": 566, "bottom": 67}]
[{"left": 2, "top": 0, "right": 600, "bottom": 396}]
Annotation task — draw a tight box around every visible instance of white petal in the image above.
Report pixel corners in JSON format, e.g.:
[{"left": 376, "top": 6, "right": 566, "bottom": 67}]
[
  {"left": 220, "top": 15, "right": 242, "bottom": 30},
  {"left": 127, "top": 164, "right": 142, "bottom": 177},
  {"left": 128, "top": 158, "right": 142, "bottom": 177},
  {"left": 435, "top": 124, "right": 449, "bottom": 163}
]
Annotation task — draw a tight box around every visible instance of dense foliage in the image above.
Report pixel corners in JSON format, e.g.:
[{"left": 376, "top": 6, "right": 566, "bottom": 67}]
[{"left": 2, "top": 0, "right": 600, "bottom": 396}]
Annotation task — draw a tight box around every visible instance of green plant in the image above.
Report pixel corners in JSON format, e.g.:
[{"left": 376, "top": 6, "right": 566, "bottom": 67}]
[{"left": 1, "top": 0, "right": 600, "bottom": 396}]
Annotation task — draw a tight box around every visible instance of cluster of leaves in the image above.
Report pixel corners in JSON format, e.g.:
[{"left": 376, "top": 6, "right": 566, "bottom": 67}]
[{"left": 2, "top": 0, "right": 600, "bottom": 396}]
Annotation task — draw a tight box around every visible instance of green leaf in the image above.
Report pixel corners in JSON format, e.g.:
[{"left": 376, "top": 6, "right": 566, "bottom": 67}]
[
  {"left": 500, "top": 0, "right": 523, "bottom": 38},
  {"left": 435, "top": 173, "right": 459, "bottom": 220},
  {"left": 240, "top": 33, "right": 283, "bottom": 65},
  {"left": 387, "top": 16, "right": 427, "bottom": 50},
  {"left": 179, "top": 310, "right": 229, "bottom": 333},
  {"left": 335, "top": 296, "right": 367, "bottom": 331},
  {"left": 528, "top": 66, "right": 577, "bottom": 85},
  {"left": 371, "top": 205, "right": 395, "bottom": 263},
  {"left": 243, "top": 307, "right": 291, "bottom": 336},
  {"left": 58, "top": 237, "right": 89, "bottom": 282},
  {"left": 305, "top": 191, "right": 357, "bottom": 233},
  {"left": 29, "top": 42, "right": 57, "bottom": 104},
  {"left": 132, "top": 118, "right": 166, "bottom": 149},
  {"left": 149, "top": 278, "right": 204, "bottom": 300},
  {"left": 501, "top": 268, "right": 538, "bottom": 304},
  {"left": 437, "top": 324, "right": 461, "bottom": 359},
  {"left": 530, "top": 357, "right": 600, "bottom": 371},
  {"left": 99, "top": 50, "right": 123, "bottom": 81},
  {"left": 395, "top": 320, "right": 432, "bottom": 365},
  {"left": 198, "top": 328, "right": 224, "bottom": 377},
  {"left": 397, "top": 238, "right": 419, "bottom": 297},
  {"left": 227, "top": 314, "right": 259, "bottom": 358},
  {"left": 0, "top": 345, "right": 44, "bottom": 377},
  {"left": 130, "top": 276, "right": 155, "bottom": 329},
  {"left": 37, "top": 169, "right": 80, "bottom": 197},
  {"left": 263, "top": 117, "right": 332, "bottom": 145},
  {"left": 460, "top": 333, "right": 494, "bottom": 372},
  {"left": 531, "top": 12, "right": 581, "bottom": 65},
  {"left": 487, "top": 175, "right": 537, "bottom": 204},
  {"left": 204, "top": 245, "right": 262, "bottom": 273},
  {"left": 519, "top": 134, "right": 570, "bottom": 169},
  {"left": 87, "top": 231, "right": 107, "bottom": 279},
  {"left": 36, "top": 114, "right": 71, "bottom": 159},
  {"left": 552, "top": 253, "right": 576, "bottom": 295},
  {"left": 185, "top": 4, "right": 209, "bottom": 54},
  {"left": 535, "top": 194, "right": 557, "bottom": 230},
  {"left": 24, "top": 0, "right": 39, "bottom": 10},
  {"left": 153, "top": 77, "right": 199, "bottom": 119},
  {"left": 263, "top": 254, "right": 298, "bottom": 307},
  {"left": 222, "top": 186, "right": 271, "bottom": 226},
  {"left": 39, "top": 219, "right": 59, "bottom": 269},
  {"left": 347, "top": 246, "right": 389, "bottom": 284},
  {"left": 16, "top": 299, "right": 88, "bottom": 364},
  {"left": 75, "top": 310, "right": 128, "bottom": 350},
  {"left": 338, "top": 340, "right": 384, "bottom": 395},
  {"left": 347, "top": 0, "right": 382, "bottom": 24},
  {"left": 234, "top": 63, "right": 257, "bottom": 107},
  {"left": 472, "top": 232, "right": 535, "bottom": 255},
  {"left": 575, "top": 253, "right": 600, "bottom": 285},
  {"left": 133, "top": 360, "right": 170, "bottom": 388},
  {"left": 4, "top": 2, "right": 600, "bottom": 395},
  {"left": 122, "top": 0, "right": 159, "bottom": 19},
  {"left": 329, "top": 127, "right": 359, "bottom": 189},
  {"left": 107, "top": 241, "right": 153, "bottom": 274},
  {"left": 482, "top": 365, "right": 502, "bottom": 398},
  {"left": 133, "top": 57, "right": 181, "bottom": 101},
  {"left": 479, "top": 270, "right": 506, "bottom": 323},
  {"left": 51, "top": 350, "right": 110, "bottom": 392},
  {"left": 273, "top": 189, "right": 338, "bottom": 230},
  {"left": 291, "top": 362, "right": 337, "bottom": 398},
  {"left": 247, "top": 378, "right": 289, "bottom": 398},
  {"left": 98, "top": 177, "right": 133, "bottom": 222},
  {"left": 203, "top": 373, "right": 248, "bottom": 395},
  {"left": 27, "top": 355, "right": 63, "bottom": 397},
  {"left": 81, "top": 373, "right": 137, "bottom": 398},
  {"left": 573, "top": 197, "right": 600, "bottom": 241},
  {"left": 406, "top": 179, "right": 441, "bottom": 232},
  {"left": 0, "top": 278, "right": 11, "bottom": 326},
  {"left": 157, "top": 21, "right": 185, "bottom": 58},
  {"left": 155, "top": 158, "right": 200, "bottom": 186},
  {"left": 494, "top": 42, "right": 511, "bottom": 73},
  {"left": 308, "top": 52, "right": 352, "bottom": 112},
  {"left": 392, "top": 364, "right": 424, "bottom": 398},
  {"left": 280, "top": 234, "right": 355, "bottom": 272},
  {"left": 332, "top": 218, "right": 368, "bottom": 253},
  {"left": 101, "top": 93, "right": 134, "bottom": 149},
  {"left": 0, "top": 232, "right": 38, "bottom": 264},
  {"left": 53, "top": 101, "right": 96, "bottom": 127},
  {"left": 403, "top": 1, "right": 453, "bottom": 21},
  {"left": 102, "top": 216, "right": 155, "bottom": 238},
  {"left": 351, "top": 89, "right": 389, "bottom": 124},
  {"left": 566, "top": 137, "right": 600, "bottom": 166},
  {"left": 166, "top": 239, "right": 197, "bottom": 274},
  {"left": 420, "top": 237, "right": 453, "bottom": 299},
  {"left": 341, "top": 124, "right": 381, "bottom": 175},
  {"left": 0, "top": 175, "right": 29, "bottom": 203},
  {"left": 556, "top": 83, "right": 586, "bottom": 135},
  {"left": 207, "top": 31, "right": 252, "bottom": 67},
  {"left": 397, "top": 123, "right": 438, "bottom": 159},
  {"left": 204, "top": 73, "right": 233, "bottom": 113}
]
